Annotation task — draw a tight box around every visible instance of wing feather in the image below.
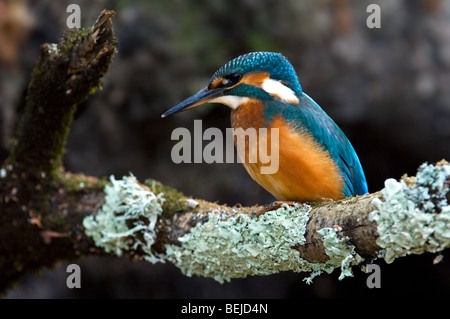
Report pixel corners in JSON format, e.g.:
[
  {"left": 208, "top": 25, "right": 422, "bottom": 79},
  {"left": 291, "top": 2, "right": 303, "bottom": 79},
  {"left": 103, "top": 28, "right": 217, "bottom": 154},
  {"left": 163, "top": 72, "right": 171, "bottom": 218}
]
[{"left": 268, "top": 93, "right": 368, "bottom": 196}]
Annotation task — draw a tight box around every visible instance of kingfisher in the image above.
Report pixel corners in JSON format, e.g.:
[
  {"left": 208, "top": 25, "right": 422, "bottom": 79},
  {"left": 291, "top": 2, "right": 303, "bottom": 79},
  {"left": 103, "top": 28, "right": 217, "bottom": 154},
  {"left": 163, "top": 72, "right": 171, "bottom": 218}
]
[{"left": 162, "top": 52, "right": 368, "bottom": 203}]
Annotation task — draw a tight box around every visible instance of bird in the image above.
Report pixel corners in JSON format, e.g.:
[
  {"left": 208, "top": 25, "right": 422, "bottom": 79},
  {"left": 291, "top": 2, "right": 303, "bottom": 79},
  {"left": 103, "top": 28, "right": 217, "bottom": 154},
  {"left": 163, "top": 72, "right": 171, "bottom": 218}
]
[{"left": 162, "top": 52, "right": 368, "bottom": 203}]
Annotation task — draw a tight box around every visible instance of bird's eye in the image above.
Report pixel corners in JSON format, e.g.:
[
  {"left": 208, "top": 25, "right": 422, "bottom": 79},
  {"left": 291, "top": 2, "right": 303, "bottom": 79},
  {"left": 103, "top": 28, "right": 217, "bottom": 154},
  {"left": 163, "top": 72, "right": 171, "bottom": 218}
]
[
  {"left": 227, "top": 73, "right": 242, "bottom": 84},
  {"left": 208, "top": 73, "right": 242, "bottom": 90}
]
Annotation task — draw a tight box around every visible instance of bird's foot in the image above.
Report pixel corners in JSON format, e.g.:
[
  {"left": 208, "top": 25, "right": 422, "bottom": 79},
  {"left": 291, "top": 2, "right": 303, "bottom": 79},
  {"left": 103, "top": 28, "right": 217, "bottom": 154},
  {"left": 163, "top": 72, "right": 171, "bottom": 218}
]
[{"left": 252, "top": 200, "right": 299, "bottom": 218}]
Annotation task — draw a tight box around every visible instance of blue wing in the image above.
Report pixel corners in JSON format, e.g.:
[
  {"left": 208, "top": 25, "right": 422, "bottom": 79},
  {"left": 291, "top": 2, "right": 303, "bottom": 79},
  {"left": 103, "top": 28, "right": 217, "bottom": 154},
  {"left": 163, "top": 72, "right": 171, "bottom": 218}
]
[{"left": 267, "top": 93, "right": 368, "bottom": 197}]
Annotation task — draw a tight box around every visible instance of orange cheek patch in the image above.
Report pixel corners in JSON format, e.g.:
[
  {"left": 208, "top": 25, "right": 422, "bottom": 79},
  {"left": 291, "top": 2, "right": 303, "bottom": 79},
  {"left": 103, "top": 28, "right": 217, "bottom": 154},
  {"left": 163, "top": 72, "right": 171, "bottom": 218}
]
[{"left": 240, "top": 72, "right": 270, "bottom": 86}]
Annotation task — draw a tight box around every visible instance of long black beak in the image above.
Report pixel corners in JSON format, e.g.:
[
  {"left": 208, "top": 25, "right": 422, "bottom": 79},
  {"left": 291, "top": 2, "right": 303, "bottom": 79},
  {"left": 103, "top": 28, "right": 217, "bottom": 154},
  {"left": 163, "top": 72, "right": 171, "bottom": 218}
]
[{"left": 161, "top": 86, "right": 225, "bottom": 118}]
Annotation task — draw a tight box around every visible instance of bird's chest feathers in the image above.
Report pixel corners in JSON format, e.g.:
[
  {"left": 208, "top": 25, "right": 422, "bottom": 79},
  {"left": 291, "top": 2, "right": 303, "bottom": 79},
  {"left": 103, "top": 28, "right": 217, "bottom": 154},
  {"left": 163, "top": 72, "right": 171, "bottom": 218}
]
[
  {"left": 231, "top": 105, "right": 344, "bottom": 201},
  {"left": 230, "top": 99, "right": 265, "bottom": 129}
]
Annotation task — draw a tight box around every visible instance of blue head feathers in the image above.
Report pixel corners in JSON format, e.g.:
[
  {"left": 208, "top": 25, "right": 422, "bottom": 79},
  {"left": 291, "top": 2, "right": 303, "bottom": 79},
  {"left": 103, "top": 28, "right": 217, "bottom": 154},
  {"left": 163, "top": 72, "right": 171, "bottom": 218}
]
[{"left": 212, "top": 52, "right": 303, "bottom": 97}]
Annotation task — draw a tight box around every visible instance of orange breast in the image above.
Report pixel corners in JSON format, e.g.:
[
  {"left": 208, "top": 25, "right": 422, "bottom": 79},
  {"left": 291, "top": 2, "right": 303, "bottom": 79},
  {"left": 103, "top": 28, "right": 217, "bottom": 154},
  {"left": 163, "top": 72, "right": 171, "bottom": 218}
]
[{"left": 231, "top": 103, "right": 344, "bottom": 202}]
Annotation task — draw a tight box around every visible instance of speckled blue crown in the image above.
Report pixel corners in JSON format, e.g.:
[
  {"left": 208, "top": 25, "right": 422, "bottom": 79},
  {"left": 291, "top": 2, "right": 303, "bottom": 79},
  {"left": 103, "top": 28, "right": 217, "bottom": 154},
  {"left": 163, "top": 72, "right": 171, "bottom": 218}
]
[{"left": 212, "top": 52, "right": 302, "bottom": 95}]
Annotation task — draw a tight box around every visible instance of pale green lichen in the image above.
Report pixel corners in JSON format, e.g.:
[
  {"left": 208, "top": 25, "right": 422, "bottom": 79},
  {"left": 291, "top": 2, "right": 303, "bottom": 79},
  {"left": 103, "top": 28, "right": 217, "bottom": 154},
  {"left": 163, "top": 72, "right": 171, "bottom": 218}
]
[
  {"left": 164, "top": 202, "right": 364, "bottom": 284},
  {"left": 370, "top": 163, "right": 450, "bottom": 263},
  {"left": 83, "top": 174, "right": 165, "bottom": 263},
  {"left": 317, "top": 227, "right": 364, "bottom": 280},
  {"left": 82, "top": 163, "right": 450, "bottom": 284},
  {"left": 80, "top": 176, "right": 380, "bottom": 284},
  {"left": 164, "top": 203, "right": 313, "bottom": 283}
]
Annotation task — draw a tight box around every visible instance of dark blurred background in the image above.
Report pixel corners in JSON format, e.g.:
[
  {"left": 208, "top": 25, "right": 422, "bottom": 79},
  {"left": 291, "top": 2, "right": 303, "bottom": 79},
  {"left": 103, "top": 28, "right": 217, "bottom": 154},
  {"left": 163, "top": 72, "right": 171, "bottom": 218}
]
[{"left": 1, "top": 0, "right": 449, "bottom": 298}]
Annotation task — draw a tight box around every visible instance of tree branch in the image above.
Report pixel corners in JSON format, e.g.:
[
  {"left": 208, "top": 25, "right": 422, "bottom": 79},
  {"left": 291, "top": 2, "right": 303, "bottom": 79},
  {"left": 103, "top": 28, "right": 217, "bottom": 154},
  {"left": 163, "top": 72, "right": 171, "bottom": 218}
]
[
  {"left": 0, "top": 9, "right": 117, "bottom": 292},
  {"left": 1, "top": 9, "right": 449, "bottom": 293},
  {"left": 80, "top": 161, "right": 450, "bottom": 283}
]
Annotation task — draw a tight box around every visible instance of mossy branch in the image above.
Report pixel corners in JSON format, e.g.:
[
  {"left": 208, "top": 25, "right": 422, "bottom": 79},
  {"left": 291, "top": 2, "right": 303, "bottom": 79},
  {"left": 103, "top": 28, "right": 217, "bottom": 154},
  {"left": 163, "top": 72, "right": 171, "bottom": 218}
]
[
  {"left": 80, "top": 160, "right": 450, "bottom": 284},
  {"left": 5, "top": 9, "right": 116, "bottom": 183},
  {"left": 0, "top": 10, "right": 117, "bottom": 293}
]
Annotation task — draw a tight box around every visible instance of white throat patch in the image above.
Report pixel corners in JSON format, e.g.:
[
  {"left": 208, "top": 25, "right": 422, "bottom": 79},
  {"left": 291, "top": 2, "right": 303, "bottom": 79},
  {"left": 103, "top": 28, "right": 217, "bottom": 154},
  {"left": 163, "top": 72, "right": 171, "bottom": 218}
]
[
  {"left": 209, "top": 96, "right": 250, "bottom": 110},
  {"left": 261, "top": 78, "right": 299, "bottom": 104}
]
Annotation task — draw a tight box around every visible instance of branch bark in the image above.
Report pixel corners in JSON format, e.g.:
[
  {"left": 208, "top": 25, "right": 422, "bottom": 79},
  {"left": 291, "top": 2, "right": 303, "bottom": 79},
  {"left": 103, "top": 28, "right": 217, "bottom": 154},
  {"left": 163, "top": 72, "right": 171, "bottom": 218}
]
[
  {"left": 1, "top": 10, "right": 449, "bottom": 293},
  {"left": 0, "top": 9, "right": 117, "bottom": 292}
]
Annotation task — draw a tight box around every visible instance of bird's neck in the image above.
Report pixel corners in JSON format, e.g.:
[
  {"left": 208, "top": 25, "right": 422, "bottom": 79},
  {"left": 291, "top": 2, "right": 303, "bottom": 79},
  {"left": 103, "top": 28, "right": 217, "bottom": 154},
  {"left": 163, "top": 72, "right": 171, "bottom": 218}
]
[{"left": 230, "top": 99, "right": 266, "bottom": 130}]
